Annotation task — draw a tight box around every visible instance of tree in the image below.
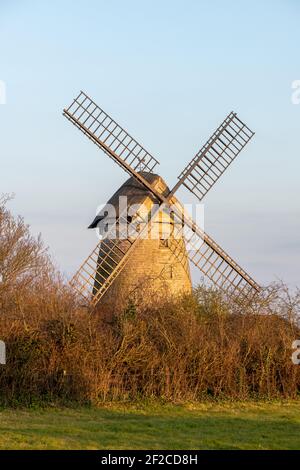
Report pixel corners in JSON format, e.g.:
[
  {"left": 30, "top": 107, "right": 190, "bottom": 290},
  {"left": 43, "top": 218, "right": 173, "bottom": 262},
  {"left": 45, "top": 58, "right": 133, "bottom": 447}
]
[{"left": 0, "top": 195, "right": 50, "bottom": 293}]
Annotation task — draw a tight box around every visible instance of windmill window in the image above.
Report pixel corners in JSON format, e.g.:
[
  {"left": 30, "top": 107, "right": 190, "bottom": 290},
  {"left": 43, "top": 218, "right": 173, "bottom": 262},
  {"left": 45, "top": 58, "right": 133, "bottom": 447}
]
[
  {"left": 159, "top": 239, "right": 169, "bottom": 248},
  {"left": 164, "top": 265, "right": 173, "bottom": 279}
]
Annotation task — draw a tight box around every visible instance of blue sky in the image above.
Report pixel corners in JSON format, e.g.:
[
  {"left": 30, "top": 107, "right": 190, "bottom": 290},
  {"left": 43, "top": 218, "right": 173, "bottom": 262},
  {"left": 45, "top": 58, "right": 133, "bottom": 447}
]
[{"left": 0, "top": 0, "right": 299, "bottom": 288}]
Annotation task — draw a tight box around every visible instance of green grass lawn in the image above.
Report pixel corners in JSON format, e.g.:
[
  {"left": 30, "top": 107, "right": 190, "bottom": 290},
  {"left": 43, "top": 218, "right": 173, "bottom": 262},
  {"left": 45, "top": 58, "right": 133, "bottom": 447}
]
[{"left": 0, "top": 401, "right": 299, "bottom": 450}]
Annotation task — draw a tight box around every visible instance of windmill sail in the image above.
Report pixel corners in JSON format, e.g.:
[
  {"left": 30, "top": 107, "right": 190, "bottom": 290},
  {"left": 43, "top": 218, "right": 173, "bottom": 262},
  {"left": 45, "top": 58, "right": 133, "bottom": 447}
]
[
  {"left": 187, "top": 230, "right": 259, "bottom": 298},
  {"left": 63, "top": 91, "right": 159, "bottom": 175},
  {"left": 175, "top": 112, "right": 254, "bottom": 202},
  {"left": 170, "top": 209, "right": 259, "bottom": 298}
]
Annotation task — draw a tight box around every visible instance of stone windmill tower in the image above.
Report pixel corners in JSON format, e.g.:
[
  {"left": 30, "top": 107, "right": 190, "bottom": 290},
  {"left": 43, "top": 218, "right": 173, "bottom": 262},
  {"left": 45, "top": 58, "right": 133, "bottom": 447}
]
[
  {"left": 88, "top": 172, "right": 192, "bottom": 309},
  {"left": 63, "top": 91, "right": 260, "bottom": 309}
]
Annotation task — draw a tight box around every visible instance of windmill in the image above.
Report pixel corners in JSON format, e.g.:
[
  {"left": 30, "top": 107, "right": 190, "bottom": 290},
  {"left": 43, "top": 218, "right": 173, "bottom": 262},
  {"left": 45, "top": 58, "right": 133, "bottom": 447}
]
[{"left": 63, "top": 91, "right": 260, "bottom": 308}]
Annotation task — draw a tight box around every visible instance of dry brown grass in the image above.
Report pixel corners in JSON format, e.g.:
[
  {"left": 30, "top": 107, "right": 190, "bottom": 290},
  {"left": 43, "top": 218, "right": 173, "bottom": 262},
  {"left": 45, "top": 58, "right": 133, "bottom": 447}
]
[{"left": 0, "top": 197, "right": 300, "bottom": 406}]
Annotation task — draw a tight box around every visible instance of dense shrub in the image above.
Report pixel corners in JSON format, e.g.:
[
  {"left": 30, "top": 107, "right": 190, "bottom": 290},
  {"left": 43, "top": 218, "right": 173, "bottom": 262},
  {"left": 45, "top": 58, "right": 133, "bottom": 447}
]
[{"left": 0, "top": 197, "right": 300, "bottom": 405}]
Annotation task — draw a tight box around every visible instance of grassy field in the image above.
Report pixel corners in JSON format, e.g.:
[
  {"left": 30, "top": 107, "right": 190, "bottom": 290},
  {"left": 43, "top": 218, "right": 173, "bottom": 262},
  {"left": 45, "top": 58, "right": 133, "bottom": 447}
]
[{"left": 0, "top": 401, "right": 299, "bottom": 450}]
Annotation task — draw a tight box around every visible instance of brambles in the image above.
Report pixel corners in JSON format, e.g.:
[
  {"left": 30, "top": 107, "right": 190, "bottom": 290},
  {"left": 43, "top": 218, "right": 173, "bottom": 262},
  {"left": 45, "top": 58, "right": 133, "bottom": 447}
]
[{"left": 0, "top": 199, "right": 299, "bottom": 406}]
